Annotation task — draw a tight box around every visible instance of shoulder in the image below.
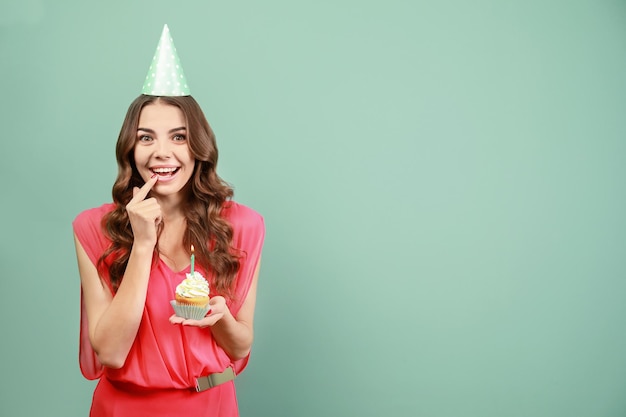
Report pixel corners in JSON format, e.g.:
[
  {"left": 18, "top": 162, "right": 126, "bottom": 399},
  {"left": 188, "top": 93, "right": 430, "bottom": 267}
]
[
  {"left": 72, "top": 203, "right": 116, "bottom": 263},
  {"left": 222, "top": 200, "right": 265, "bottom": 233},
  {"left": 73, "top": 203, "right": 116, "bottom": 232},
  {"left": 222, "top": 201, "right": 264, "bottom": 225}
]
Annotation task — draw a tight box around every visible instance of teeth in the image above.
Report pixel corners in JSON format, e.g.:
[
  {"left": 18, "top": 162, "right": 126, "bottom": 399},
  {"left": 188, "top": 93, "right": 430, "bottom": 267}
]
[{"left": 152, "top": 167, "right": 177, "bottom": 173}]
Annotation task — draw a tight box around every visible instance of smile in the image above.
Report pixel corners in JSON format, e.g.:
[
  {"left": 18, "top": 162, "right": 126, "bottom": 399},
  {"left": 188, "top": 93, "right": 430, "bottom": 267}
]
[{"left": 150, "top": 167, "right": 180, "bottom": 178}]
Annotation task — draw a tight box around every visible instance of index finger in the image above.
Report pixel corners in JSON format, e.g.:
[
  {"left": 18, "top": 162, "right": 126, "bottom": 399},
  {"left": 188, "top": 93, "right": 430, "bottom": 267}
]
[{"left": 130, "top": 175, "right": 158, "bottom": 203}]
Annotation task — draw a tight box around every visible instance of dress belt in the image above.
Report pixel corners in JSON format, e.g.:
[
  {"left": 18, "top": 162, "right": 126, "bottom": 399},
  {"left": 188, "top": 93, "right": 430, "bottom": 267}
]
[{"left": 195, "top": 367, "right": 236, "bottom": 392}]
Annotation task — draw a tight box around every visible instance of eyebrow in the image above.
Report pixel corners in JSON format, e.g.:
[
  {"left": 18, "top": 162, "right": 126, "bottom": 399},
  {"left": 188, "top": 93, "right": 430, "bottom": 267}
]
[{"left": 137, "top": 126, "right": 187, "bottom": 134}]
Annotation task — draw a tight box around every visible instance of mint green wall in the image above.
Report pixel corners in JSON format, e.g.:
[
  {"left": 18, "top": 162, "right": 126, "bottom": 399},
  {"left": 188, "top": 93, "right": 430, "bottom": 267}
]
[{"left": 1, "top": 1, "right": 625, "bottom": 416}]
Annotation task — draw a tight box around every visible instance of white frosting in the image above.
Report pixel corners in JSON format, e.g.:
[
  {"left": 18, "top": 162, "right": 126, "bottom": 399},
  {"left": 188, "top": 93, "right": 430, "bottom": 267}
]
[{"left": 175, "top": 271, "right": 210, "bottom": 298}]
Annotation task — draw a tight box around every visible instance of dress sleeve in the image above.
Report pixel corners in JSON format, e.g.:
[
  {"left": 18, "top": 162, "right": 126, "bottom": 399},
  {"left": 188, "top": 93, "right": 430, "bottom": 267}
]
[
  {"left": 72, "top": 205, "right": 113, "bottom": 380},
  {"left": 224, "top": 202, "right": 266, "bottom": 374},
  {"left": 228, "top": 204, "right": 265, "bottom": 316}
]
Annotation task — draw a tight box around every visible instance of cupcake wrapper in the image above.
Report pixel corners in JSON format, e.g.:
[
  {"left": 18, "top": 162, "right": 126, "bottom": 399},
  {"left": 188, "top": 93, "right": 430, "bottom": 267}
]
[{"left": 170, "top": 300, "right": 210, "bottom": 320}]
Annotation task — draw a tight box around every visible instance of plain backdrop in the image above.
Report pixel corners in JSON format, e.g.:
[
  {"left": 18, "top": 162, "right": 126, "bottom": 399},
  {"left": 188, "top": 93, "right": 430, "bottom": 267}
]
[{"left": 1, "top": 1, "right": 625, "bottom": 416}]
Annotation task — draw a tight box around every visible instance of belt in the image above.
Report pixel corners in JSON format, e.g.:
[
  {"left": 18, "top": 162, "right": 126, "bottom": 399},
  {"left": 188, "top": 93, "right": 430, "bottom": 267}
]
[{"left": 195, "top": 367, "right": 236, "bottom": 392}]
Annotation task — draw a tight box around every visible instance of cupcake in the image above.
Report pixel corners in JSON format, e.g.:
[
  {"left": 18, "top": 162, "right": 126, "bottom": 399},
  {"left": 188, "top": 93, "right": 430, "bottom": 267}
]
[{"left": 170, "top": 271, "right": 211, "bottom": 319}]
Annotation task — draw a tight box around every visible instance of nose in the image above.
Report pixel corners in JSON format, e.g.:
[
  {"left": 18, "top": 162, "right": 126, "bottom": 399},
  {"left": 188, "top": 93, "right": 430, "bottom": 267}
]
[{"left": 154, "top": 139, "right": 172, "bottom": 158}]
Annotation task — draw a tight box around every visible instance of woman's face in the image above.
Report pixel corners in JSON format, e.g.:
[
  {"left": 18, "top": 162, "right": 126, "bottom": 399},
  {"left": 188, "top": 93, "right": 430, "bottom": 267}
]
[{"left": 133, "top": 101, "right": 195, "bottom": 199}]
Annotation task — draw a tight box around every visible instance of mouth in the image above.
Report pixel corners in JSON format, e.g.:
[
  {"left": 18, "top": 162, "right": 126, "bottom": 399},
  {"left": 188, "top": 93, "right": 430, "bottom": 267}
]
[{"left": 150, "top": 167, "right": 180, "bottom": 178}]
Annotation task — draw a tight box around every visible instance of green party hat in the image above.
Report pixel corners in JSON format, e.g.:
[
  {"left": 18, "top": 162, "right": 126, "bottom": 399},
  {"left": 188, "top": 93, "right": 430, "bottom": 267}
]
[{"left": 142, "top": 24, "right": 191, "bottom": 96}]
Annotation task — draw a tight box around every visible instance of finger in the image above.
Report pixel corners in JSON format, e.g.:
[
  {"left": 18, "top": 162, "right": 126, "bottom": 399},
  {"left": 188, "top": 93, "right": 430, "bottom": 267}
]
[
  {"left": 147, "top": 204, "right": 163, "bottom": 226},
  {"left": 128, "top": 198, "right": 161, "bottom": 219},
  {"left": 209, "top": 296, "right": 225, "bottom": 306},
  {"left": 169, "top": 315, "right": 185, "bottom": 324},
  {"left": 183, "top": 313, "right": 222, "bottom": 327},
  {"left": 130, "top": 175, "right": 158, "bottom": 203}
]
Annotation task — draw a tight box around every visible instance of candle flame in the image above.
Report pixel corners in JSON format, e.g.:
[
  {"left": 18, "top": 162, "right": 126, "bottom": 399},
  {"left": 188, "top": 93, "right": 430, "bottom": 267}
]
[{"left": 191, "top": 244, "right": 195, "bottom": 253}]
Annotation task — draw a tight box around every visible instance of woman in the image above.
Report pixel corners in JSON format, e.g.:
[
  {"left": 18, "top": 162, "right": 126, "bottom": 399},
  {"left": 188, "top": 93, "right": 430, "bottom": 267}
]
[{"left": 73, "top": 92, "right": 264, "bottom": 416}]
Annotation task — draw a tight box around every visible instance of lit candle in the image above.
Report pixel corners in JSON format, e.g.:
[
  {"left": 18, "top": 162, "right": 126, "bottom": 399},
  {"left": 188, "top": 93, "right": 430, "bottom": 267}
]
[{"left": 190, "top": 244, "right": 195, "bottom": 275}]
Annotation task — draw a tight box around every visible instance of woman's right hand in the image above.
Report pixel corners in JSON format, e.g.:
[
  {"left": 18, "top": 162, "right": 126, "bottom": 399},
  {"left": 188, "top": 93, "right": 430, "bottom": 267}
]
[{"left": 126, "top": 175, "right": 161, "bottom": 248}]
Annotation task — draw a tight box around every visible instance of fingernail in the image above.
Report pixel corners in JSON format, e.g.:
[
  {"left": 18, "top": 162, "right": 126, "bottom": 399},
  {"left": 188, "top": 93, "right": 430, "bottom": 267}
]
[{"left": 151, "top": 173, "right": 157, "bottom": 179}]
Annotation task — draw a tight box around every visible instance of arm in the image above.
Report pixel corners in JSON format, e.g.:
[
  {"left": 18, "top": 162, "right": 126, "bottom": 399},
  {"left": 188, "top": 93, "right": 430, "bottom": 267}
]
[
  {"left": 75, "top": 236, "right": 154, "bottom": 368},
  {"left": 75, "top": 177, "right": 161, "bottom": 368},
  {"left": 170, "top": 258, "right": 261, "bottom": 360},
  {"left": 211, "top": 259, "right": 260, "bottom": 360}
]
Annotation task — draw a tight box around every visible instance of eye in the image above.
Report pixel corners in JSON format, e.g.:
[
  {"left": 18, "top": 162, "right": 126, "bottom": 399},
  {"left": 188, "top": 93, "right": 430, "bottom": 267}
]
[
  {"left": 172, "top": 134, "right": 186, "bottom": 142},
  {"left": 138, "top": 135, "right": 153, "bottom": 142}
]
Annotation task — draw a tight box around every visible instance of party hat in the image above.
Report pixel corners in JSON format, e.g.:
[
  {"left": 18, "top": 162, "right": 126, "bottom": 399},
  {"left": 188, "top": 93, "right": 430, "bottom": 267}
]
[{"left": 142, "top": 24, "right": 191, "bottom": 96}]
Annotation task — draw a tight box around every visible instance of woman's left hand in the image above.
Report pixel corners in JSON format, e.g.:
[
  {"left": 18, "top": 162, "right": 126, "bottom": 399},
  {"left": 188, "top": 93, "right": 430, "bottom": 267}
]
[{"left": 169, "top": 296, "right": 227, "bottom": 327}]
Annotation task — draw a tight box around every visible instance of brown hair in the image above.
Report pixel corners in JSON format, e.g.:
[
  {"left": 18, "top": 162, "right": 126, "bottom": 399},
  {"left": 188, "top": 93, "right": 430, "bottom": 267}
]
[{"left": 98, "top": 95, "right": 240, "bottom": 297}]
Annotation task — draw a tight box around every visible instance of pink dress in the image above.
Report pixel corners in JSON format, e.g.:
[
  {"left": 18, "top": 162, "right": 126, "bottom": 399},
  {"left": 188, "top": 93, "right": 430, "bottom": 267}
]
[{"left": 73, "top": 201, "right": 265, "bottom": 417}]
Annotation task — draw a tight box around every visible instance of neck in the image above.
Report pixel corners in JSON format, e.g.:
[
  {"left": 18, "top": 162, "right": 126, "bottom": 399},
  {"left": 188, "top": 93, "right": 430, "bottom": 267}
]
[{"left": 152, "top": 194, "right": 186, "bottom": 222}]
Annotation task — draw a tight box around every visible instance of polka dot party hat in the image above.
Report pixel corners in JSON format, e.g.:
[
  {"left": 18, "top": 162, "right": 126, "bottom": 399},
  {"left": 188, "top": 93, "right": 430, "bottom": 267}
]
[{"left": 142, "top": 24, "right": 190, "bottom": 96}]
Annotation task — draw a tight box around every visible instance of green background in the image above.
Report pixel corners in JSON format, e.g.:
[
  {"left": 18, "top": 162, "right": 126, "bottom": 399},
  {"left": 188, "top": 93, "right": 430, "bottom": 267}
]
[{"left": 1, "top": 0, "right": 625, "bottom": 416}]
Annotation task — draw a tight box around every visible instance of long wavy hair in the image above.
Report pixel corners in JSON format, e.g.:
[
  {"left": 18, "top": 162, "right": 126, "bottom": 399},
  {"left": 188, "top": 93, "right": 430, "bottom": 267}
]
[{"left": 97, "top": 95, "right": 240, "bottom": 297}]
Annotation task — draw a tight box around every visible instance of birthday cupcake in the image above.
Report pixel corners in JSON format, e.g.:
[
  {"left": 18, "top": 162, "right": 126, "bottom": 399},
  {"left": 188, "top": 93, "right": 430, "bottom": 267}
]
[{"left": 170, "top": 270, "right": 211, "bottom": 319}]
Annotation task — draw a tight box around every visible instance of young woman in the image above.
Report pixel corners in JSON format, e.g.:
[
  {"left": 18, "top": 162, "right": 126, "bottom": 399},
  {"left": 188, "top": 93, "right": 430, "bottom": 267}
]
[{"left": 73, "top": 94, "right": 264, "bottom": 417}]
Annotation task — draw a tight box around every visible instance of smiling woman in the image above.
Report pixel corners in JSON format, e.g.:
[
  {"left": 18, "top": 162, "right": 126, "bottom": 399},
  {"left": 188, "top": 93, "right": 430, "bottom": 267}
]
[
  {"left": 71, "top": 25, "right": 265, "bottom": 417},
  {"left": 134, "top": 102, "right": 194, "bottom": 197}
]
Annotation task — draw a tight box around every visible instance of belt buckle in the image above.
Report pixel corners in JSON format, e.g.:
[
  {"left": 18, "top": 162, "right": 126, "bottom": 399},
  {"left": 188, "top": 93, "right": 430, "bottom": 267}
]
[
  {"left": 195, "top": 367, "right": 235, "bottom": 392},
  {"left": 195, "top": 375, "right": 213, "bottom": 392}
]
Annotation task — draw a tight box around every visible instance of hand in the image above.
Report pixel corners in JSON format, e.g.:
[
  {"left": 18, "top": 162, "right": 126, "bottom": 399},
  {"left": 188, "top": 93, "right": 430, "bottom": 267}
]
[
  {"left": 169, "top": 296, "right": 227, "bottom": 327},
  {"left": 126, "top": 175, "right": 161, "bottom": 248}
]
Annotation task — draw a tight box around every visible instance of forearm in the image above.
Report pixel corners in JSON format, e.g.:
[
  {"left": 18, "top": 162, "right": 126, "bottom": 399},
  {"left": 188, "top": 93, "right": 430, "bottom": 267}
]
[
  {"left": 210, "top": 309, "right": 254, "bottom": 360},
  {"left": 210, "top": 263, "right": 260, "bottom": 361},
  {"left": 91, "top": 245, "right": 153, "bottom": 368}
]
